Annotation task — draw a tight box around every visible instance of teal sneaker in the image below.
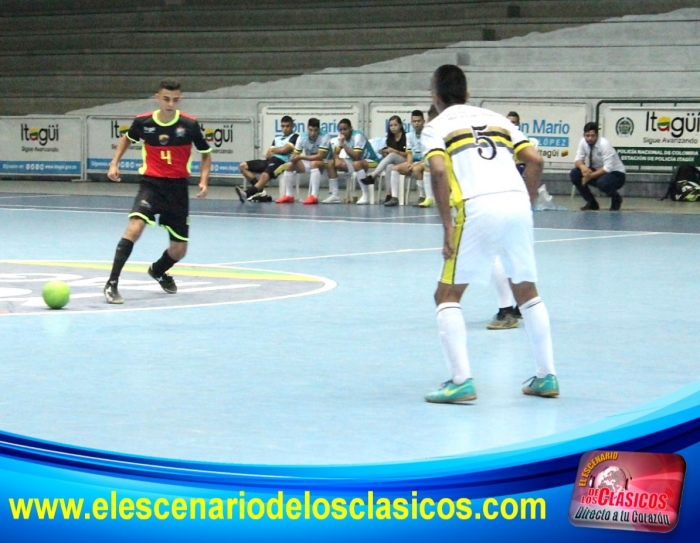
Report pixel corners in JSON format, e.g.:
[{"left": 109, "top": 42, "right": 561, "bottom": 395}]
[
  {"left": 425, "top": 379, "right": 477, "bottom": 404},
  {"left": 522, "top": 374, "right": 560, "bottom": 397}
]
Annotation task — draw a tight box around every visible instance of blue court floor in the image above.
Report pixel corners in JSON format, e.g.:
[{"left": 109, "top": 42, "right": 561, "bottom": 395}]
[{"left": 1, "top": 181, "right": 700, "bottom": 465}]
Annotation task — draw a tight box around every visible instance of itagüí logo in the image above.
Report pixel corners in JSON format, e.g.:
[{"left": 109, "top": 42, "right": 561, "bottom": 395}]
[{"left": 20, "top": 124, "right": 59, "bottom": 146}]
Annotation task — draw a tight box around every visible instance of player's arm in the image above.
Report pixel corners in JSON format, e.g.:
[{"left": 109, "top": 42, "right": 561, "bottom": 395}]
[
  {"left": 269, "top": 142, "right": 294, "bottom": 156},
  {"left": 574, "top": 139, "right": 591, "bottom": 176},
  {"left": 516, "top": 145, "right": 543, "bottom": 205},
  {"left": 427, "top": 150, "right": 455, "bottom": 260},
  {"left": 338, "top": 141, "right": 362, "bottom": 160},
  {"left": 197, "top": 151, "right": 212, "bottom": 198},
  {"left": 108, "top": 136, "right": 132, "bottom": 182}
]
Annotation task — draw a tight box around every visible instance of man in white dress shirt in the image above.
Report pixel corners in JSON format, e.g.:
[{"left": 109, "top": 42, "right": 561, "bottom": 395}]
[{"left": 570, "top": 122, "right": 626, "bottom": 211}]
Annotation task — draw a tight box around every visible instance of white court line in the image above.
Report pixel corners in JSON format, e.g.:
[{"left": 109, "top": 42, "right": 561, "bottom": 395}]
[
  {"left": 0, "top": 204, "right": 435, "bottom": 223},
  {"left": 537, "top": 232, "right": 662, "bottom": 243},
  {"left": 0, "top": 194, "right": 73, "bottom": 200},
  {"left": 3, "top": 205, "right": 700, "bottom": 235},
  {"left": 212, "top": 232, "right": 664, "bottom": 265}
]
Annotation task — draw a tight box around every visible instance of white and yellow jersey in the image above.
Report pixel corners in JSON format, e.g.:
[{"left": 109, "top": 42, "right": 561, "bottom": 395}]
[{"left": 421, "top": 104, "right": 533, "bottom": 201}]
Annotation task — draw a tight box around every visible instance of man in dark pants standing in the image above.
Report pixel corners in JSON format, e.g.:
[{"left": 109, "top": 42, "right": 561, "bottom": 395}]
[{"left": 570, "top": 122, "right": 626, "bottom": 211}]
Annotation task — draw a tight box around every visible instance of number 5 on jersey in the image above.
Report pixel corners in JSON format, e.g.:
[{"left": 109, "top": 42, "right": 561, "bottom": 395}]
[{"left": 160, "top": 150, "right": 172, "bottom": 164}]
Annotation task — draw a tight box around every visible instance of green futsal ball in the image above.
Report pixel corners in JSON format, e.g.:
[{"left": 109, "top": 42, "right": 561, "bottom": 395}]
[{"left": 42, "top": 280, "right": 70, "bottom": 309}]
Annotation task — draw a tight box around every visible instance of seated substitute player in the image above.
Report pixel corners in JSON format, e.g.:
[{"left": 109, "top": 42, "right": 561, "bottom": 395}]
[
  {"left": 324, "top": 118, "right": 381, "bottom": 204},
  {"left": 235, "top": 115, "right": 298, "bottom": 203},
  {"left": 104, "top": 79, "right": 211, "bottom": 304},
  {"left": 276, "top": 117, "right": 332, "bottom": 205},
  {"left": 422, "top": 64, "right": 559, "bottom": 404}
]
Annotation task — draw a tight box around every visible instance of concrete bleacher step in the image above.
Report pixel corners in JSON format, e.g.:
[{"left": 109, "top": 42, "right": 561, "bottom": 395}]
[
  {"left": 0, "top": 47, "right": 442, "bottom": 74},
  {"left": 0, "top": 2, "right": 508, "bottom": 33},
  {"left": 0, "top": 25, "right": 487, "bottom": 53}
]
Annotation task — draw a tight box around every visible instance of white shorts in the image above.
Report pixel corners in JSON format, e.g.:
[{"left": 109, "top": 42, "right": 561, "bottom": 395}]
[{"left": 440, "top": 191, "right": 537, "bottom": 285}]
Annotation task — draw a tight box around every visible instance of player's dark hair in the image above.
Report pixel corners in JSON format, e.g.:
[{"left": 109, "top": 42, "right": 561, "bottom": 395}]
[
  {"left": 507, "top": 111, "right": 520, "bottom": 123},
  {"left": 308, "top": 118, "right": 320, "bottom": 128},
  {"left": 583, "top": 122, "right": 599, "bottom": 133},
  {"left": 411, "top": 110, "right": 424, "bottom": 118},
  {"left": 281, "top": 115, "right": 294, "bottom": 124},
  {"left": 338, "top": 118, "right": 352, "bottom": 129},
  {"left": 432, "top": 65, "right": 467, "bottom": 107},
  {"left": 387, "top": 115, "right": 406, "bottom": 148},
  {"left": 158, "top": 79, "right": 181, "bottom": 92},
  {"left": 427, "top": 105, "right": 439, "bottom": 121}
]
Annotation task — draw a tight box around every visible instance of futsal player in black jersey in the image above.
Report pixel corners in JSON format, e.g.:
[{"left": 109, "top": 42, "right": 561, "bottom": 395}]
[{"left": 104, "top": 79, "right": 212, "bottom": 304}]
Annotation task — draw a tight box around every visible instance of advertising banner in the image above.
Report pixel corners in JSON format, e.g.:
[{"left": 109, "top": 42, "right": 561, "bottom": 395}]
[
  {"left": 598, "top": 102, "right": 700, "bottom": 167},
  {"left": 86, "top": 116, "right": 253, "bottom": 176},
  {"left": 259, "top": 104, "right": 361, "bottom": 158},
  {"left": 0, "top": 116, "right": 83, "bottom": 176},
  {"left": 481, "top": 101, "right": 589, "bottom": 167}
]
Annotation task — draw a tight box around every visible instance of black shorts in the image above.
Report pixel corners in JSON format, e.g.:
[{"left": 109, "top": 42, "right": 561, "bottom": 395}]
[
  {"left": 246, "top": 157, "right": 287, "bottom": 180},
  {"left": 129, "top": 176, "right": 189, "bottom": 241}
]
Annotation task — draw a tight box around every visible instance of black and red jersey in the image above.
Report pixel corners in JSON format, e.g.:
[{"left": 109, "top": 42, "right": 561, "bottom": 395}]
[{"left": 126, "top": 110, "right": 211, "bottom": 179}]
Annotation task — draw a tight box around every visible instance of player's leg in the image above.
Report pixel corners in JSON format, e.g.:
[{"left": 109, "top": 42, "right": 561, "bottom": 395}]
[
  {"left": 418, "top": 165, "right": 435, "bottom": 208},
  {"left": 487, "top": 256, "right": 519, "bottom": 330},
  {"left": 323, "top": 159, "right": 343, "bottom": 203},
  {"left": 239, "top": 160, "right": 256, "bottom": 183},
  {"left": 276, "top": 161, "right": 297, "bottom": 204},
  {"left": 510, "top": 280, "right": 558, "bottom": 397},
  {"left": 425, "top": 202, "right": 477, "bottom": 403},
  {"left": 104, "top": 217, "right": 147, "bottom": 304},
  {"left": 304, "top": 160, "right": 323, "bottom": 204},
  {"left": 354, "top": 160, "right": 371, "bottom": 205},
  {"left": 104, "top": 182, "right": 156, "bottom": 304},
  {"left": 235, "top": 160, "right": 266, "bottom": 203},
  {"left": 500, "top": 192, "right": 558, "bottom": 397},
  {"left": 148, "top": 179, "right": 189, "bottom": 294}
]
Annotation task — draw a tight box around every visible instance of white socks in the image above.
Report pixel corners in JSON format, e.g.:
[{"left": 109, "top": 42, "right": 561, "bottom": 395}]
[
  {"left": 328, "top": 178, "right": 339, "bottom": 196},
  {"left": 282, "top": 171, "right": 296, "bottom": 197},
  {"left": 436, "top": 303, "right": 471, "bottom": 384},
  {"left": 423, "top": 172, "right": 434, "bottom": 199},
  {"left": 390, "top": 170, "right": 400, "bottom": 197},
  {"left": 416, "top": 179, "right": 426, "bottom": 198},
  {"left": 520, "top": 297, "right": 556, "bottom": 378},
  {"left": 491, "top": 256, "right": 516, "bottom": 308},
  {"left": 355, "top": 170, "right": 369, "bottom": 198},
  {"left": 309, "top": 168, "right": 321, "bottom": 197}
]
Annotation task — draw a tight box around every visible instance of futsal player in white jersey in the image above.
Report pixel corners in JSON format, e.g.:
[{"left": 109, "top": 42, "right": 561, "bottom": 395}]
[
  {"left": 422, "top": 64, "right": 559, "bottom": 403},
  {"left": 276, "top": 117, "right": 331, "bottom": 205}
]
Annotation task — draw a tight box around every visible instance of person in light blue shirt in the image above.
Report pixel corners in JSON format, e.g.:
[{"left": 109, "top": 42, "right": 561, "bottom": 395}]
[{"left": 323, "top": 118, "right": 380, "bottom": 204}]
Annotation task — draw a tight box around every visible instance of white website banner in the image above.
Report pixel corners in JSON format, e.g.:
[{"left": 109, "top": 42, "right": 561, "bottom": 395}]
[
  {"left": 599, "top": 102, "right": 700, "bottom": 166},
  {"left": 0, "top": 116, "right": 83, "bottom": 176},
  {"left": 480, "top": 101, "right": 589, "bottom": 166},
  {"left": 86, "top": 116, "right": 253, "bottom": 176},
  {"left": 259, "top": 104, "right": 361, "bottom": 158},
  {"left": 367, "top": 103, "right": 432, "bottom": 141}
]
